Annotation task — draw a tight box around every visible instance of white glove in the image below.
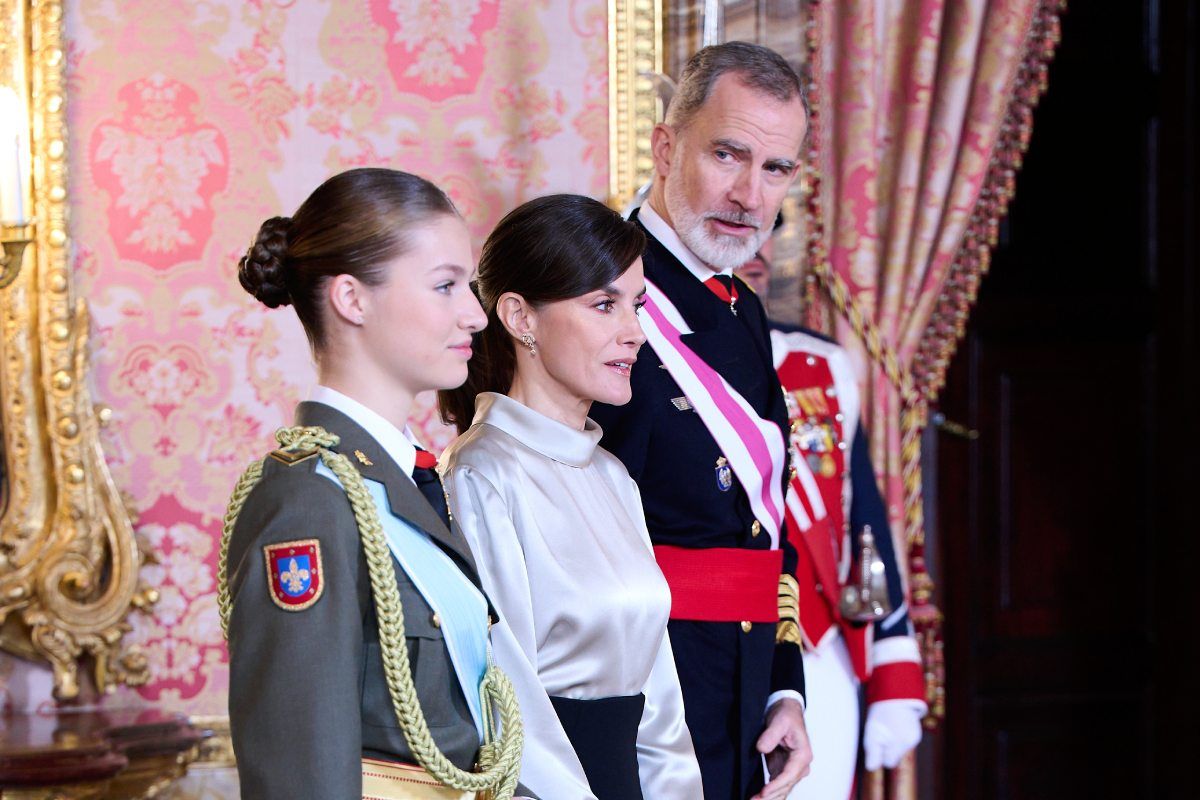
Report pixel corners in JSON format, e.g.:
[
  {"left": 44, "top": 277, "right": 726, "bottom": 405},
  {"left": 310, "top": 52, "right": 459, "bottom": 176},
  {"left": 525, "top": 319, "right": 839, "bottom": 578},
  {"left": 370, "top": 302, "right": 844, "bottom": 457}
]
[{"left": 862, "top": 699, "right": 925, "bottom": 770}]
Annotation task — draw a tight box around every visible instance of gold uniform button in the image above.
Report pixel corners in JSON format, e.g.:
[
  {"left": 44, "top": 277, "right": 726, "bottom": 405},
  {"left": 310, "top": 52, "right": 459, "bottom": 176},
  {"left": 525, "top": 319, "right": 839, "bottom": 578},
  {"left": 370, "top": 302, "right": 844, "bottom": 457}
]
[
  {"left": 431, "top": 613, "right": 441, "bottom": 629},
  {"left": 741, "top": 621, "right": 753, "bottom": 633}
]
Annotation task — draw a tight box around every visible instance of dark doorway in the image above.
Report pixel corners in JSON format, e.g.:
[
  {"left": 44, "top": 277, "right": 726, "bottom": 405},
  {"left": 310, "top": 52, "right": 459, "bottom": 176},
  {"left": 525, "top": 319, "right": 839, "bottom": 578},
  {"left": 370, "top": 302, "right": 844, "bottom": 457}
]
[{"left": 932, "top": 2, "right": 1198, "bottom": 798}]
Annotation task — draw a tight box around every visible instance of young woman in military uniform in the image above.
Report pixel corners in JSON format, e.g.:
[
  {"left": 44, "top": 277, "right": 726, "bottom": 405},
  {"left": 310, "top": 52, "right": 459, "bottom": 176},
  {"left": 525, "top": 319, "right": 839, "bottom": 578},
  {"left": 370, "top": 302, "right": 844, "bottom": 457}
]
[{"left": 218, "top": 168, "right": 526, "bottom": 800}]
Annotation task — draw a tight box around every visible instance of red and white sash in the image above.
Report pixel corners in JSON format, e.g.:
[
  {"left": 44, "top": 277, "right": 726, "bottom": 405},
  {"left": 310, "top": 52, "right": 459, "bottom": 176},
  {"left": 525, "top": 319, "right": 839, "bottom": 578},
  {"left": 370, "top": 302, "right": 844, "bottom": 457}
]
[
  {"left": 640, "top": 279, "right": 789, "bottom": 547},
  {"left": 785, "top": 456, "right": 828, "bottom": 533}
]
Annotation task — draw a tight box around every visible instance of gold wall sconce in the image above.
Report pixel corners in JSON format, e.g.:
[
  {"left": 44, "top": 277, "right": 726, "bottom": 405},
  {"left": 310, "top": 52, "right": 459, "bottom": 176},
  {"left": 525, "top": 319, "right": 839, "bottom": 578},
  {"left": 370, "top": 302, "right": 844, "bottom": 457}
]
[
  {"left": 1, "top": 0, "right": 156, "bottom": 700},
  {"left": 0, "top": 221, "right": 33, "bottom": 288},
  {"left": 1, "top": 86, "right": 33, "bottom": 288}
]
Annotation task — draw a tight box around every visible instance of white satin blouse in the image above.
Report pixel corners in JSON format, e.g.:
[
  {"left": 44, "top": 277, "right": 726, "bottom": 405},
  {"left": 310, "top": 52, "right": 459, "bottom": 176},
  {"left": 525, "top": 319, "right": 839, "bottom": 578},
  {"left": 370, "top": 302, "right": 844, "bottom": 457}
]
[{"left": 440, "top": 392, "right": 703, "bottom": 800}]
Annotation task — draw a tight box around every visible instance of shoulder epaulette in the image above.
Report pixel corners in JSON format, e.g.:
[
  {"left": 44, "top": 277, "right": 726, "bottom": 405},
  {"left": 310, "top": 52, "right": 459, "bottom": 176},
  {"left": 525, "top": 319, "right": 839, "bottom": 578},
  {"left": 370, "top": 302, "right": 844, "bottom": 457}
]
[{"left": 268, "top": 445, "right": 319, "bottom": 466}]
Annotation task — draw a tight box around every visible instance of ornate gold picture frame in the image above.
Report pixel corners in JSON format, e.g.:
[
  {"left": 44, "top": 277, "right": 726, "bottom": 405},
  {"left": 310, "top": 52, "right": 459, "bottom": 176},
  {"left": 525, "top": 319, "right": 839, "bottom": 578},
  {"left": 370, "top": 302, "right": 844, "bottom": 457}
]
[
  {"left": 607, "top": 0, "right": 663, "bottom": 208},
  {"left": 0, "top": 0, "right": 154, "bottom": 700}
]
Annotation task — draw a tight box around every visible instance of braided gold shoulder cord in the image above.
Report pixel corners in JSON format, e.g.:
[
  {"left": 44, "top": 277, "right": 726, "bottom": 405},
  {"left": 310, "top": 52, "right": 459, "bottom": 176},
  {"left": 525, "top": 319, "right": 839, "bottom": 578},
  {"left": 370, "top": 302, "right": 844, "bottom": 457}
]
[{"left": 216, "top": 426, "right": 524, "bottom": 799}]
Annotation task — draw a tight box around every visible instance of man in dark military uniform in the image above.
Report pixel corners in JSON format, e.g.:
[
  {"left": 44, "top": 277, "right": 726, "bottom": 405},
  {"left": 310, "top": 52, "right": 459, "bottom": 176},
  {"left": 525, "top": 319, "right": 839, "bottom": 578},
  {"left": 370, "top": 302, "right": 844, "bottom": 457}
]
[{"left": 589, "top": 42, "right": 813, "bottom": 800}]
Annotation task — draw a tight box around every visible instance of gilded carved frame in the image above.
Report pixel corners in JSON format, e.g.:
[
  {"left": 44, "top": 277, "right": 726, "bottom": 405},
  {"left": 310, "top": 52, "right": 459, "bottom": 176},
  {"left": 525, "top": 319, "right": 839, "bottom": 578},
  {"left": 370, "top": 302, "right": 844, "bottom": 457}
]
[
  {"left": 0, "top": 0, "right": 154, "bottom": 700},
  {"left": 607, "top": 0, "right": 663, "bottom": 208}
]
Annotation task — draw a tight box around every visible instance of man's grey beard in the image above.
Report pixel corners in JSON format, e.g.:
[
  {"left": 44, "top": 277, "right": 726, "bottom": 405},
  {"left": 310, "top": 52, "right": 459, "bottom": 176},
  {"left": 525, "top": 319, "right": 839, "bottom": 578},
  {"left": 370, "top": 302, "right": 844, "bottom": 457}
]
[{"left": 664, "top": 174, "right": 770, "bottom": 272}]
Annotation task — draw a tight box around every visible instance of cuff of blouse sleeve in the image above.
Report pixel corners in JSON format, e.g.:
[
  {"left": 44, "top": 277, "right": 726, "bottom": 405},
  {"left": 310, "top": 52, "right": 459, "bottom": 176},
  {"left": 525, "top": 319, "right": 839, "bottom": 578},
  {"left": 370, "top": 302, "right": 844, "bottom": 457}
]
[{"left": 766, "top": 689, "right": 805, "bottom": 714}]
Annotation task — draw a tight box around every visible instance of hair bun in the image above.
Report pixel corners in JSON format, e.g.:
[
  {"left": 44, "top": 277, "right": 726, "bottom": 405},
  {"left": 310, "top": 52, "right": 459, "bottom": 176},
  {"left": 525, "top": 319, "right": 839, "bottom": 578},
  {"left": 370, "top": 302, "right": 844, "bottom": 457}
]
[{"left": 238, "top": 216, "right": 294, "bottom": 308}]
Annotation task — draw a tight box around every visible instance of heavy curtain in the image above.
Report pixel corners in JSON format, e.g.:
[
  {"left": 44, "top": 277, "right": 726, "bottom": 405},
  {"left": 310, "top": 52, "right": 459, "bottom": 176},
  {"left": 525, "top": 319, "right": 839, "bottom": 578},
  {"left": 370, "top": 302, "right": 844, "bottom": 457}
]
[{"left": 801, "top": 0, "right": 1065, "bottom": 794}]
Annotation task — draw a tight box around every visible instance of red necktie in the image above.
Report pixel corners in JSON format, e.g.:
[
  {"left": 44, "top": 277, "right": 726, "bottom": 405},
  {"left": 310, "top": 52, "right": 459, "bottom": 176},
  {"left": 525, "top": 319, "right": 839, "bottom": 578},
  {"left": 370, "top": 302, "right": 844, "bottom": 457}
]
[
  {"left": 413, "top": 448, "right": 438, "bottom": 469},
  {"left": 704, "top": 275, "right": 738, "bottom": 315},
  {"left": 411, "top": 447, "right": 450, "bottom": 529}
]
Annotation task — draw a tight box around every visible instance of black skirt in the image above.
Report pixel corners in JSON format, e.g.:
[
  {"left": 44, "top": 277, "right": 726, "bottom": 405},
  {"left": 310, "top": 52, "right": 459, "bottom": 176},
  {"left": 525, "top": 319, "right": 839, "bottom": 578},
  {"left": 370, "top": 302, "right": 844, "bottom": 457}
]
[{"left": 549, "top": 693, "right": 646, "bottom": 800}]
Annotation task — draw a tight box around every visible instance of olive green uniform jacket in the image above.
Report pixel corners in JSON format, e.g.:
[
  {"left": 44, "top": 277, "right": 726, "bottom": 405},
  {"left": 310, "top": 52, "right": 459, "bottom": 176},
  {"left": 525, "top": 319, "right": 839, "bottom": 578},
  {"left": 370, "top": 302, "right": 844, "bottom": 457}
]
[{"left": 226, "top": 401, "right": 499, "bottom": 799}]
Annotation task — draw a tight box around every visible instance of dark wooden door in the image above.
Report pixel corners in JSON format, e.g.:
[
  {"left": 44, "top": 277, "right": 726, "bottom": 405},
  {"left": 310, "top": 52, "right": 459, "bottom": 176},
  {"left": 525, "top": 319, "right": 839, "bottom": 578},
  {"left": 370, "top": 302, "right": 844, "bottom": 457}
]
[{"left": 932, "top": 2, "right": 1199, "bottom": 798}]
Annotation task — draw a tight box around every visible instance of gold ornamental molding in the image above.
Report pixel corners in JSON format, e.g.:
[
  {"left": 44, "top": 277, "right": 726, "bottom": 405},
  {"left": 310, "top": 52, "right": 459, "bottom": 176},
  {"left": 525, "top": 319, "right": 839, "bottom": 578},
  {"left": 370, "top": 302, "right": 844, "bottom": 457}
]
[
  {"left": 0, "top": 0, "right": 156, "bottom": 699},
  {"left": 188, "top": 715, "right": 237, "bottom": 768},
  {"left": 607, "top": 0, "right": 663, "bottom": 208}
]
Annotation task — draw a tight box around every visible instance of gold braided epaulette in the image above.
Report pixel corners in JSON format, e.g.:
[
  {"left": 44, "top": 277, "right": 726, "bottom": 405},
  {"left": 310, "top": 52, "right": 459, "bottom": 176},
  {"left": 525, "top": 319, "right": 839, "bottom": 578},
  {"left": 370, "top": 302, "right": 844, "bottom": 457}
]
[
  {"left": 220, "top": 427, "right": 342, "bottom": 635},
  {"left": 266, "top": 425, "right": 339, "bottom": 466}
]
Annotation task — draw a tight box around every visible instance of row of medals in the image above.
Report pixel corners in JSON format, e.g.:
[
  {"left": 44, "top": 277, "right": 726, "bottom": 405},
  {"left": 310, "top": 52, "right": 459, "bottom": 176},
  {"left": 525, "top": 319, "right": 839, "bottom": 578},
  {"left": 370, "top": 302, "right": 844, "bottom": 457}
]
[{"left": 785, "top": 391, "right": 844, "bottom": 480}]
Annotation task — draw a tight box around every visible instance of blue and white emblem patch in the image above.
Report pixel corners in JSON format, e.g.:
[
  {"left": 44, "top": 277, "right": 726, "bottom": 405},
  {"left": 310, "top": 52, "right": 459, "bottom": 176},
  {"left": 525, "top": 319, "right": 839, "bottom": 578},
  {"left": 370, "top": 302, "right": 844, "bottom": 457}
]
[{"left": 715, "top": 456, "right": 733, "bottom": 492}]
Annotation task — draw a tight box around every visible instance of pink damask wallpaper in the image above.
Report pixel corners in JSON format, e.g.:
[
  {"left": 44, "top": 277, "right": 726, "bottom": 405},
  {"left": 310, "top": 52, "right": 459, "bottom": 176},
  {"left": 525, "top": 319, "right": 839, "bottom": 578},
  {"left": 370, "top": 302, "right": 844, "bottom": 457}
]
[{"left": 1, "top": 0, "right": 609, "bottom": 716}]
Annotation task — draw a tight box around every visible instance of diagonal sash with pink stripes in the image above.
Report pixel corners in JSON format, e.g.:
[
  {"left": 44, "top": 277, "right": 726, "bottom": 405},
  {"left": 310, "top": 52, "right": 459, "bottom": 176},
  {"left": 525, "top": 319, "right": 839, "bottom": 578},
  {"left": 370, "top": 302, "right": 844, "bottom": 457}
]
[{"left": 640, "top": 279, "right": 787, "bottom": 547}]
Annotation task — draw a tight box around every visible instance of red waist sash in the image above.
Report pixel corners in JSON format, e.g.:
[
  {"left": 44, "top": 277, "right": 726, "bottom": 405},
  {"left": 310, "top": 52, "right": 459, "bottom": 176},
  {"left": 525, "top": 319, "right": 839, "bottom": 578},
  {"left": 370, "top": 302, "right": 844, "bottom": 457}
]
[{"left": 653, "top": 545, "right": 782, "bottom": 622}]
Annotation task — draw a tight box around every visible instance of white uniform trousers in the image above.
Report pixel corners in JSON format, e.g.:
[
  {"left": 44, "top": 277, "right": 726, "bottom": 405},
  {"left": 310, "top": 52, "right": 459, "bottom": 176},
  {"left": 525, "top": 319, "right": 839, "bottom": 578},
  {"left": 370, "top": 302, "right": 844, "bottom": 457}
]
[{"left": 788, "top": 631, "right": 859, "bottom": 800}]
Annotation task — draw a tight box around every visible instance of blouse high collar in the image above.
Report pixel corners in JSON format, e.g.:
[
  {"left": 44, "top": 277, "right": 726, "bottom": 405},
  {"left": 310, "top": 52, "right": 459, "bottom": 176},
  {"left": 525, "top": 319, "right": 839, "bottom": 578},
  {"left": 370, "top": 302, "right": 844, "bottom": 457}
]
[{"left": 472, "top": 392, "right": 602, "bottom": 468}]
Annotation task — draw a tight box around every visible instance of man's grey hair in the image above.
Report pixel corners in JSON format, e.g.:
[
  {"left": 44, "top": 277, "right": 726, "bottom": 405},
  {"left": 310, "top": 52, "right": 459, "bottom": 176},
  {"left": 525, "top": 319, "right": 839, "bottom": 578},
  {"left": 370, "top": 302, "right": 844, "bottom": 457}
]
[{"left": 665, "top": 41, "right": 808, "bottom": 130}]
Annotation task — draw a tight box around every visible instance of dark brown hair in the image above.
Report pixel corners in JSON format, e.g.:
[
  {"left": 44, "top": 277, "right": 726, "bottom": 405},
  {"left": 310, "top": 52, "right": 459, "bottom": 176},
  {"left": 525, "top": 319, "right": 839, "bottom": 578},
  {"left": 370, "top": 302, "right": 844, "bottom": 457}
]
[
  {"left": 238, "top": 167, "right": 459, "bottom": 352},
  {"left": 438, "top": 194, "right": 646, "bottom": 433},
  {"left": 666, "top": 41, "right": 807, "bottom": 130}
]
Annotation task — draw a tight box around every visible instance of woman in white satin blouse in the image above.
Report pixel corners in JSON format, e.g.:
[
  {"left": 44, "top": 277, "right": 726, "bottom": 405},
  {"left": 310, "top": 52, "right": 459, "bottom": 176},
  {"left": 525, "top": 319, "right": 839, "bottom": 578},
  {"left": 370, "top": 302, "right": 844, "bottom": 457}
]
[{"left": 438, "top": 195, "right": 703, "bottom": 800}]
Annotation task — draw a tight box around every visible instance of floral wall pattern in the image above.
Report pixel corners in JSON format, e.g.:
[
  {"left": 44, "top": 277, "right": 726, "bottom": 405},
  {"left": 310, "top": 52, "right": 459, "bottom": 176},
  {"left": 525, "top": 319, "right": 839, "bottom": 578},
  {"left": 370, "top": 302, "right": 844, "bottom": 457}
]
[{"left": 0, "top": 0, "right": 609, "bottom": 716}]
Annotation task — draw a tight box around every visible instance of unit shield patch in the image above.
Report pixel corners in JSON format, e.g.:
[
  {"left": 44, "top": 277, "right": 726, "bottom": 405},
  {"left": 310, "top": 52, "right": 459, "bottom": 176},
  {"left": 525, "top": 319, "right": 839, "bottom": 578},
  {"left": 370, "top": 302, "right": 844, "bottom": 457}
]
[
  {"left": 715, "top": 456, "right": 733, "bottom": 492},
  {"left": 263, "top": 539, "right": 324, "bottom": 611}
]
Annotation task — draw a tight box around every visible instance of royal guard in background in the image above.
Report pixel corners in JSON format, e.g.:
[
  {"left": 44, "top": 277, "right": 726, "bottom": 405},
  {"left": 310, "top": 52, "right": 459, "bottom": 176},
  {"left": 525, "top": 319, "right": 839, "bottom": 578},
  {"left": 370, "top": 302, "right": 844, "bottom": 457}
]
[{"left": 737, "top": 251, "right": 927, "bottom": 800}]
